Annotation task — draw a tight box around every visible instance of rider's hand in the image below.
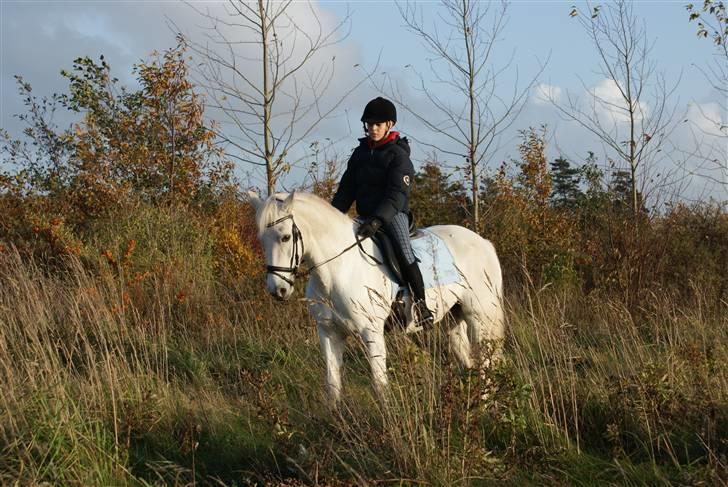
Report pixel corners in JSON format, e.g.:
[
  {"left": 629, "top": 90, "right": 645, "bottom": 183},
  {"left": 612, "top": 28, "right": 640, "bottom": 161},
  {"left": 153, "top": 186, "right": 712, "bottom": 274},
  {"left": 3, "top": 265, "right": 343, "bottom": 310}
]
[{"left": 357, "top": 217, "right": 382, "bottom": 239}]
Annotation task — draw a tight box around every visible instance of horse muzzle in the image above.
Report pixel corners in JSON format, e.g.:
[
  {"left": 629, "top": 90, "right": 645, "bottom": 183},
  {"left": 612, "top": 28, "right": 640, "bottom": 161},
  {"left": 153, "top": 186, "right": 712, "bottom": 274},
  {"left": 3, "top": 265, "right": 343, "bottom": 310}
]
[
  {"left": 271, "top": 286, "right": 294, "bottom": 301},
  {"left": 267, "top": 275, "right": 295, "bottom": 301}
]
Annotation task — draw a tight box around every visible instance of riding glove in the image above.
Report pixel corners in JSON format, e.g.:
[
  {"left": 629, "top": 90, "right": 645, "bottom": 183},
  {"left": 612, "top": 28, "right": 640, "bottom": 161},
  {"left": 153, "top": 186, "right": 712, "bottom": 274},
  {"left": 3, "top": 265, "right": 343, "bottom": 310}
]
[{"left": 357, "top": 217, "right": 382, "bottom": 239}]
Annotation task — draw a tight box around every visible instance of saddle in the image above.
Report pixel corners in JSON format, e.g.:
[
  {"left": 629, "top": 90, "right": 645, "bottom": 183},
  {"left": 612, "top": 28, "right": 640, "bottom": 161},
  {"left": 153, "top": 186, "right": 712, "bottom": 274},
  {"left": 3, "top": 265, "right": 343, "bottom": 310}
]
[
  {"left": 367, "top": 218, "right": 462, "bottom": 333},
  {"left": 370, "top": 213, "right": 421, "bottom": 285}
]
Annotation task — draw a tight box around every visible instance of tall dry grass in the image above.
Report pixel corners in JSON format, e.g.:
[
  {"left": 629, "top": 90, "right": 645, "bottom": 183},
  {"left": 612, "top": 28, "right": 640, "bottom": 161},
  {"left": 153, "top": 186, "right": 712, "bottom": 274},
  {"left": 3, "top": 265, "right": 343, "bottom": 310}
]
[
  {"left": 0, "top": 247, "right": 725, "bottom": 485},
  {"left": 506, "top": 284, "right": 727, "bottom": 483},
  {"left": 0, "top": 247, "right": 316, "bottom": 484}
]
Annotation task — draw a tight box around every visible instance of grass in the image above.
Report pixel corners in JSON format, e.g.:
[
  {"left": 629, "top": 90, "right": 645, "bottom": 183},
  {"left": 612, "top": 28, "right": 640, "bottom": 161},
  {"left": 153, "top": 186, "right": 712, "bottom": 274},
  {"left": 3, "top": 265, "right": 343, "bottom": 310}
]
[{"left": 0, "top": 247, "right": 725, "bottom": 485}]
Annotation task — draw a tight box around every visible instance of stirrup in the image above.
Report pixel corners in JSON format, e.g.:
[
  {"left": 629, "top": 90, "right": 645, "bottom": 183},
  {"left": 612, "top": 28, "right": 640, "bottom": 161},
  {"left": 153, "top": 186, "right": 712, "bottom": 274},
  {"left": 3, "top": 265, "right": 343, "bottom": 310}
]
[{"left": 412, "top": 299, "right": 434, "bottom": 328}]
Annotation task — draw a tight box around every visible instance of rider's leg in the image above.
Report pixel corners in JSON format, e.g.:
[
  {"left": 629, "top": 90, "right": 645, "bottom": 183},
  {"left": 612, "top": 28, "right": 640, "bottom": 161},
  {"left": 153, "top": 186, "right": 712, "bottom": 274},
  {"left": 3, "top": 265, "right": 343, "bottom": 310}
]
[
  {"left": 402, "top": 260, "right": 434, "bottom": 327},
  {"left": 382, "top": 212, "right": 434, "bottom": 327}
]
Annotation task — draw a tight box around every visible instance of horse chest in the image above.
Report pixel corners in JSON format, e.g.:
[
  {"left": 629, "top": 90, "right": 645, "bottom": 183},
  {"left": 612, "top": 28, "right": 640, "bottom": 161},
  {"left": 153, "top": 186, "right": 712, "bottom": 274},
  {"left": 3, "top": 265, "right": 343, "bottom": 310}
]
[{"left": 306, "top": 276, "right": 391, "bottom": 335}]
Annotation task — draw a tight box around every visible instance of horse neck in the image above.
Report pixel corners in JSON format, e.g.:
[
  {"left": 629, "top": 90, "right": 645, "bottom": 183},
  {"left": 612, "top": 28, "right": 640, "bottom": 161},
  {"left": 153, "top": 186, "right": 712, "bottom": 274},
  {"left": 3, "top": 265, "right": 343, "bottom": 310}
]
[{"left": 295, "top": 201, "right": 372, "bottom": 282}]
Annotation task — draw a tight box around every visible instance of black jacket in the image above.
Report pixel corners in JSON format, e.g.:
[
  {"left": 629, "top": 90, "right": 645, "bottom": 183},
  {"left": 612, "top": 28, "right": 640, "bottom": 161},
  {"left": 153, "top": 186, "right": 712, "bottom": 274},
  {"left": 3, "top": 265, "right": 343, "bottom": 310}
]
[{"left": 331, "top": 135, "right": 414, "bottom": 224}]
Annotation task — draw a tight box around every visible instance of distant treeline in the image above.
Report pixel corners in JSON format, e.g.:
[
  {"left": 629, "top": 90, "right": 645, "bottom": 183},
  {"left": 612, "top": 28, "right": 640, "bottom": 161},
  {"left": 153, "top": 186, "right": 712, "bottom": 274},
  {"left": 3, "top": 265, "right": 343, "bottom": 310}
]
[{"left": 1, "top": 40, "right": 726, "bottom": 312}]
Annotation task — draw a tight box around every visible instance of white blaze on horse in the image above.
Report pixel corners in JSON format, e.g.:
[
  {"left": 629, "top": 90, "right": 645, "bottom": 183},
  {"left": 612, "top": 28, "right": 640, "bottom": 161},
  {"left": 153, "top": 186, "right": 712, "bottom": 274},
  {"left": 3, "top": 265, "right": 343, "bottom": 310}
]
[{"left": 248, "top": 191, "right": 504, "bottom": 404}]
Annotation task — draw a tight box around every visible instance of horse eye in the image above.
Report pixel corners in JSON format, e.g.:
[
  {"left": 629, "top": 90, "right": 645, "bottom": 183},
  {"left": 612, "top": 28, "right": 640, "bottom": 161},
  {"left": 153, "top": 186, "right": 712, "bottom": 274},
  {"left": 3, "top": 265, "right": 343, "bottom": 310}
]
[{"left": 281, "top": 235, "right": 291, "bottom": 242}]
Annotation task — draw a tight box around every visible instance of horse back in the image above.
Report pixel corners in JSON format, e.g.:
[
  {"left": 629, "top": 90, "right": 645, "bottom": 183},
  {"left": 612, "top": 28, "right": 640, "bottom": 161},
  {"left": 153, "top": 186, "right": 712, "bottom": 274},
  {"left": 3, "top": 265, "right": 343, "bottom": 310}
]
[{"left": 424, "top": 224, "right": 502, "bottom": 294}]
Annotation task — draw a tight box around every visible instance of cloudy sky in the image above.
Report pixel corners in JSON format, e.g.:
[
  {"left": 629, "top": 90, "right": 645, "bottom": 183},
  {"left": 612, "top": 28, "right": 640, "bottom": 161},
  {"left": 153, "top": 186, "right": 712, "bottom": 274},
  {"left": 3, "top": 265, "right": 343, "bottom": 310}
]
[{"left": 1, "top": 0, "right": 726, "bottom": 201}]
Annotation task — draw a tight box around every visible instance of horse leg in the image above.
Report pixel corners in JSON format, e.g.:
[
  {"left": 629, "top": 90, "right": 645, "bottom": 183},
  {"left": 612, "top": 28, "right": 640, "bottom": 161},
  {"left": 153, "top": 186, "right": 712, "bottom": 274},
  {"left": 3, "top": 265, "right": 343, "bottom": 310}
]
[
  {"left": 456, "top": 300, "right": 504, "bottom": 403},
  {"left": 360, "top": 326, "right": 389, "bottom": 398},
  {"left": 448, "top": 316, "right": 474, "bottom": 369},
  {"left": 460, "top": 293, "right": 505, "bottom": 369},
  {"left": 317, "top": 322, "right": 346, "bottom": 405}
]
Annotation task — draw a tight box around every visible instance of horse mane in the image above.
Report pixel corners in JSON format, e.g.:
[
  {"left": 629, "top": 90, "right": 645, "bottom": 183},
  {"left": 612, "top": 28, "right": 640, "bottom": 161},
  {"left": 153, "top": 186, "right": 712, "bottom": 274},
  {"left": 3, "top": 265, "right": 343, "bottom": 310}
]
[{"left": 255, "top": 191, "right": 352, "bottom": 235}]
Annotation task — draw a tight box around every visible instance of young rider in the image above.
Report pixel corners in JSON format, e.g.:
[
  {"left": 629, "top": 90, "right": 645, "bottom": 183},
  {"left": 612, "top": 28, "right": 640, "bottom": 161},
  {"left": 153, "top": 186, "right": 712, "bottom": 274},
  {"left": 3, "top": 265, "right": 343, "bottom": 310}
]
[{"left": 331, "top": 97, "right": 434, "bottom": 327}]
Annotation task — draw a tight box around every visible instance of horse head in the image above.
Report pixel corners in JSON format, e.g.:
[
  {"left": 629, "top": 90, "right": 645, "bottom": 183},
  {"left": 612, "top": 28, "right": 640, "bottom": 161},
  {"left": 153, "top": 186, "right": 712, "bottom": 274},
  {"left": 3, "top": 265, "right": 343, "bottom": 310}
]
[{"left": 248, "top": 190, "right": 301, "bottom": 301}]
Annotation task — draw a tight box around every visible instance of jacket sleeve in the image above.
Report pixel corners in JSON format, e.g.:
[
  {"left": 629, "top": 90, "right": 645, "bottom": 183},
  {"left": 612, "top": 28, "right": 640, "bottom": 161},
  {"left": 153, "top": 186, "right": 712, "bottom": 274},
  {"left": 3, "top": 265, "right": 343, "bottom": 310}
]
[
  {"left": 331, "top": 153, "right": 357, "bottom": 214},
  {"left": 373, "top": 147, "right": 414, "bottom": 224}
]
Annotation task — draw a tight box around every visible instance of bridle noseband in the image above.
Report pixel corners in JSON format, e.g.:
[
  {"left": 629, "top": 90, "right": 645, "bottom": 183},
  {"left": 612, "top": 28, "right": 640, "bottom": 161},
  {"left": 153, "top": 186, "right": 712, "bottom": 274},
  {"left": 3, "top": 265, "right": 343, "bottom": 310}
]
[{"left": 264, "top": 213, "right": 381, "bottom": 286}]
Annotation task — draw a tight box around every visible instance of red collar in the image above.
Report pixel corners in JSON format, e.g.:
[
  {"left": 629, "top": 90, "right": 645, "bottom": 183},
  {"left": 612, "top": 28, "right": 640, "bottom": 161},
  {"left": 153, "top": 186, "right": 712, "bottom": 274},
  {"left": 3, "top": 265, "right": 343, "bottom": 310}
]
[{"left": 368, "top": 131, "right": 399, "bottom": 149}]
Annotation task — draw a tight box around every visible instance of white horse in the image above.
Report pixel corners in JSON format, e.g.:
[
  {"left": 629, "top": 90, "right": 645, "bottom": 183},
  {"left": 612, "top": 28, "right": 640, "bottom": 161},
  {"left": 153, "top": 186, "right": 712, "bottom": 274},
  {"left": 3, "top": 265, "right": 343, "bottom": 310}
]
[{"left": 247, "top": 191, "right": 504, "bottom": 404}]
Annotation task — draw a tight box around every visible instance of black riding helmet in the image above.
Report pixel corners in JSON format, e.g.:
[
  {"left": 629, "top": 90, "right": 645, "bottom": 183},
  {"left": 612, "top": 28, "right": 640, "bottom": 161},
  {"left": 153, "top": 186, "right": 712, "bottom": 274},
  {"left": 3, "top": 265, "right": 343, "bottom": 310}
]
[{"left": 361, "top": 97, "right": 397, "bottom": 124}]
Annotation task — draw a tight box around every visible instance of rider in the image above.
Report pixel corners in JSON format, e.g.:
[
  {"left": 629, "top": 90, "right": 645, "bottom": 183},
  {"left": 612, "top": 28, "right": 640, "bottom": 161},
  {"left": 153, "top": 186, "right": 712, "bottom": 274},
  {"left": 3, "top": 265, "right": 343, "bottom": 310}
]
[{"left": 331, "top": 96, "right": 434, "bottom": 327}]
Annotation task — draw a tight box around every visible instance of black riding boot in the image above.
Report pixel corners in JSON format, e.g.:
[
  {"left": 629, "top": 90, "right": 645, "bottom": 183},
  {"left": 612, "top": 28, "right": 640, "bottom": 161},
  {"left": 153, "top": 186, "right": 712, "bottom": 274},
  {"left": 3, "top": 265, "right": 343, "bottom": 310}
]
[{"left": 403, "top": 261, "right": 435, "bottom": 328}]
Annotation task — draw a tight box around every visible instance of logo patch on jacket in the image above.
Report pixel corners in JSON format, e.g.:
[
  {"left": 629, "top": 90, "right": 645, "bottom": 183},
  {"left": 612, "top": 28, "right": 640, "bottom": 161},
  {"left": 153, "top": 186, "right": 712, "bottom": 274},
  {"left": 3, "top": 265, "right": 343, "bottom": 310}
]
[{"left": 403, "top": 175, "right": 410, "bottom": 186}]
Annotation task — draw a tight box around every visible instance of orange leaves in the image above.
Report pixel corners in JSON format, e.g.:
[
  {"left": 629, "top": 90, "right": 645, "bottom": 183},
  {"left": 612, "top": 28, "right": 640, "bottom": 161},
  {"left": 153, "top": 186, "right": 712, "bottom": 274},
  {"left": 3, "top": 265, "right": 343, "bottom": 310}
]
[
  {"left": 28, "top": 215, "right": 84, "bottom": 259},
  {"left": 123, "top": 239, "right": 136, "bottom": 260},
  {"left": 111, "top": 292, "right": 132, "bottom": 315},
  {"left": 101, "top": 240, "right": 137, "bottom": 267},
  {"left": 127, "top": 271, "right": 151, "bottom": 286},
  {"left": 517, "top": 127, "right": 552, "bottom": 211},
  {"left": 2, "top": 39, "right": 237, "bottom": 270},
  {"left": 210, "top": 197, "right": 263, "bottom": 282},
  {"left": 125, "top": 39, "right": 221, "bottom": 206},
  {"left": 175, "top": 290, "right": 187, "bottom": 304},
  {"left": 214, "top": 224, "right": 261, "bottom": 279},
  {"left": 101, "top": 250, "right": 116, "bottom": 265}
]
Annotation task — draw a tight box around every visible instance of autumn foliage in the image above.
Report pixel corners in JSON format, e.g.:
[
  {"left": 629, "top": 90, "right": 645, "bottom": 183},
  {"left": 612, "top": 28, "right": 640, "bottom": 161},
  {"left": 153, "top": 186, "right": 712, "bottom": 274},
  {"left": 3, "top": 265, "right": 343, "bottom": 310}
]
[
  {"left": 479, "top": 127, "right": 578, "bottom": 287},
  {"left": 0, "top": 39, "right": 257, "bottom": 281},
  {"left": 63, "top": 38, "right": 232, "bottom": 217}
]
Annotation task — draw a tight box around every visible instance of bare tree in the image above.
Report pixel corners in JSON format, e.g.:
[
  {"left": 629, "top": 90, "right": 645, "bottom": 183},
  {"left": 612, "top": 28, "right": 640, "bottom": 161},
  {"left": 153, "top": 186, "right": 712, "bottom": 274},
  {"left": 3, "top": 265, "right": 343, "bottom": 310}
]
[
  {"left": 683, "top": 0, "right": 728, "bottom": 188},
  {"left": 184, "top": 1, "right": 369, "bottom": 195},
  {"left": 550, "top": 1, "right": 680, "bottom": 218},
  {"left": 392, "top": 0, "right": 542, "bottom": 232}
]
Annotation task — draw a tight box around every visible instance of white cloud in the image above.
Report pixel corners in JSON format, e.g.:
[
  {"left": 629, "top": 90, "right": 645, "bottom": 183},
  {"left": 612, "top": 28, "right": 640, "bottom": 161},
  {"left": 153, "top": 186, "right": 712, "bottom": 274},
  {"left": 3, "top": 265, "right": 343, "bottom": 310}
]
[
  {"left": 590, "top": 78, "right": 649, "bottom": 125},
  {"left": 533, "top": 83, "right": 562, "bottom": 105}
]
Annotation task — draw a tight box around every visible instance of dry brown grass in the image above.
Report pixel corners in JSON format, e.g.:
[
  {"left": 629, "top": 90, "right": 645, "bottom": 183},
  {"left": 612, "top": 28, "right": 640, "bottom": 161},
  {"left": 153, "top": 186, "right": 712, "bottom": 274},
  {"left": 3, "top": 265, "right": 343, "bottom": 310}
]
[{"left": 0, "top": 247, "right": 725, "bottom": 485}]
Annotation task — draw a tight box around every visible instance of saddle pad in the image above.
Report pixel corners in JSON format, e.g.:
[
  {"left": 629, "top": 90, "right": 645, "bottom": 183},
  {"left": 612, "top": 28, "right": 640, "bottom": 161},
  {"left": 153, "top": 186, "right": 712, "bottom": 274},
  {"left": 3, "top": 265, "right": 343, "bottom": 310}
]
[{"left": 411, "top": 229, "right": 462, "bottom": 291}]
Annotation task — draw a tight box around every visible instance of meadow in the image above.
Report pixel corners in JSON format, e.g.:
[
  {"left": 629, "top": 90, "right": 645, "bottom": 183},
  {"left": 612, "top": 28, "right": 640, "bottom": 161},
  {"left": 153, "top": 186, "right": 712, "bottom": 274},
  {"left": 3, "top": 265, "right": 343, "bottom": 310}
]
[{"left": 0, "top": 201, "right": 725, "bottom": 485}]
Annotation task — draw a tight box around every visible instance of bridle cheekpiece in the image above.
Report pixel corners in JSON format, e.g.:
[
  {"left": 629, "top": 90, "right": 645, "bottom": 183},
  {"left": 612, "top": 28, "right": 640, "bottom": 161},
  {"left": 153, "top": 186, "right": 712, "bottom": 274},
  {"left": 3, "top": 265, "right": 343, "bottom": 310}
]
[{"left": 265, "top": 214, "right": 304, "bottom": 286}]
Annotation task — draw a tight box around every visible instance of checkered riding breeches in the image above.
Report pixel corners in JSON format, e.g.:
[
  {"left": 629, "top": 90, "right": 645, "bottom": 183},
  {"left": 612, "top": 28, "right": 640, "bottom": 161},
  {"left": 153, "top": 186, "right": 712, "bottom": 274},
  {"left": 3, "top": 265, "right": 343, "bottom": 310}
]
[{"left": 382, "top": 212, "right": 416, "bottom": 266}]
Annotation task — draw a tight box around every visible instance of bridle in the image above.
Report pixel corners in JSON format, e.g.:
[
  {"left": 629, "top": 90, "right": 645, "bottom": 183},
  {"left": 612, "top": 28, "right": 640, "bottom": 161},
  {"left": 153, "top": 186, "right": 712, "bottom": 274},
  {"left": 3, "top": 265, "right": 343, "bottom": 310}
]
[
  {"left": 265, "top": 214, "right": 305, "bottom": 286},
  {"left": 265, "top": 213, "right": 381, "bottom": 286}
]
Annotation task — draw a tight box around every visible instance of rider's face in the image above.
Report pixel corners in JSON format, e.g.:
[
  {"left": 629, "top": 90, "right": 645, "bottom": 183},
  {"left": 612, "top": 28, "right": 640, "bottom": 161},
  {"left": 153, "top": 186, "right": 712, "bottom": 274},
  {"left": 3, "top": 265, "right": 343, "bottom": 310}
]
[{"left": 366, "top": 121, "right": 393, "bottom": 142}]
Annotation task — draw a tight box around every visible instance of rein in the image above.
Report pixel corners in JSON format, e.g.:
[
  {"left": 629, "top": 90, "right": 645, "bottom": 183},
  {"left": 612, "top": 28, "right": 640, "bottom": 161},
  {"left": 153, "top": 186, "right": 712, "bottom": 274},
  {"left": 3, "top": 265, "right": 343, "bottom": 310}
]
[{"left": 265, "top": 214, "right": 381, "bottom": 284}]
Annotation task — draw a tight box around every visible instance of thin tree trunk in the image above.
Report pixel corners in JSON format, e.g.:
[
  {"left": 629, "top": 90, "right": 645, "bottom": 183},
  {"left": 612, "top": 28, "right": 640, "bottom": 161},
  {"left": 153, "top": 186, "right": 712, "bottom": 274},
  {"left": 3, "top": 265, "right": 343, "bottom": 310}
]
[
  {"left": 626, "top": 67, "right": 638, "bottom": 220},
  {"left": 259, "top": 0, "right": 274, "bottom": 196},
  {"left": 470, "top": 154, "right": 478, "bottom": 231},
  {"left": 169, "top": 96, "right": 176, "bottom": 204},
  {"left": 463, "top": 0, "right": 479, "bottom": 232}
]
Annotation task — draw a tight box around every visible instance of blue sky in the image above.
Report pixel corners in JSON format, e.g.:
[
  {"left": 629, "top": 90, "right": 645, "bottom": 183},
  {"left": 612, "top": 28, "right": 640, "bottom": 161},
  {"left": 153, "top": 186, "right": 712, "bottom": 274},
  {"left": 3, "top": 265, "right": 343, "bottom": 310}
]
[
  {"left": 326, "top": 1, "right": 699, "bottom": 88},
  {"left": 1, "top": 1, "right": 725, "bottom": 200}
]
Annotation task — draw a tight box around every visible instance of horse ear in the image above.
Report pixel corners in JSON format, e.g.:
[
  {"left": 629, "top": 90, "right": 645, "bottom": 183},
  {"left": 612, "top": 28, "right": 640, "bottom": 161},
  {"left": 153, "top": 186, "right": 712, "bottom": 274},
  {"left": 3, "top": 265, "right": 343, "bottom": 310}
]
[
  {"left": 281, "top": 190, "right": 295, "bottom": 212},
  {"left": 246, "top": 190, "right": 264, "bottom": 211}
]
